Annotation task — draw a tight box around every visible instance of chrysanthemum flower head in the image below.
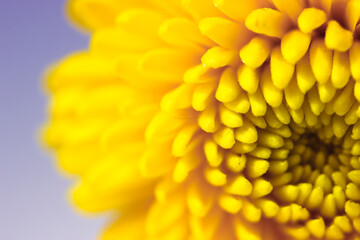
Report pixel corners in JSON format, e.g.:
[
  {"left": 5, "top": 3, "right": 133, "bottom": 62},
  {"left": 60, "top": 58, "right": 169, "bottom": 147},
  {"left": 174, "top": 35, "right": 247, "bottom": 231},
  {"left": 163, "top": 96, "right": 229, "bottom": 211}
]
[{"left": 45, "top": 0, "right": 360, "bottom": 239}]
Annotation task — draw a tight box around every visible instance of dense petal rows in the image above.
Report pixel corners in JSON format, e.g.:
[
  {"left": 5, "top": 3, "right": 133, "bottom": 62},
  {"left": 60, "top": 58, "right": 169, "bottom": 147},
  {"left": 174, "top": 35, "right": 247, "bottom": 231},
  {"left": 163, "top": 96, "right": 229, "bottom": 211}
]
[{"left": 45, "top": 0, "right": 360, "bottom": 239}]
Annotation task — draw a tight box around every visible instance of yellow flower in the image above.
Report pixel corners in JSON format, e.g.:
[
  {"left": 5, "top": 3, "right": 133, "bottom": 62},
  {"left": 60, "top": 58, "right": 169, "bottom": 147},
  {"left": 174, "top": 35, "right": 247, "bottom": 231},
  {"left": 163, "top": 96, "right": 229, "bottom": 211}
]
[{"left": 44, "top": 0, "right": 360, "bottom": 239}]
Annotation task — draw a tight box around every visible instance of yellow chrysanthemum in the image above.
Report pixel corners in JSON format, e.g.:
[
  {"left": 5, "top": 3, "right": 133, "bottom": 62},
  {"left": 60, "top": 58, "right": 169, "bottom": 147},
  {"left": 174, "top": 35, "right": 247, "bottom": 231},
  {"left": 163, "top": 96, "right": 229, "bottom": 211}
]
[{"left": 45, "top": 0, "right": 360, "bottom": 239}]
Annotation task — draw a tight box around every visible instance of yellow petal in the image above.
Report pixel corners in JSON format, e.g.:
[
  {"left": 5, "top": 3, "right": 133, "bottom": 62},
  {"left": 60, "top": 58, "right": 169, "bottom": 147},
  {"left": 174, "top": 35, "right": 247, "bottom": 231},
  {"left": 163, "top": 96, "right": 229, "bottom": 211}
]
[
  {"left": 90, "top": 27, "right": 162, "bottom": 54},
  {"left": 150, "top": 0, "right": 187, "bottom": 17},
  {"left": 226, "top": 153, "right": 246, "bottom": 172},
  {"left": 291, "top": 204, "right": 310, "bottom": 222},
  {"left": 48, "top": 53, "right": 117, "bottom": 90},
  {"left": 308, "top": 87, "right": 324, "bottom": 116},
  {"left": 161, "top": 84, "right": 194, "bottom": 112},
  {"left": 140, "top": 146, "right": 176, "bottom": 177},
  {"left": 332, "top": 172, "right": 348, "bottom": 190},
  {"left": 245, "top": 112, "right": 267, "bottom": 129},
  {"left": 325, "top": 20, "right": 353, "bottom": 52},
  {"left": 239, "top": 37, "right": 271, "bottom": 68},
  {"left": 241, "top": 200, "right": 262, "bottom": 222},
  {"left": 349, "top": 170, "right": 360, "bottom": 184},
  {"left": 306, "top": 217, "right": 325, "bottom": 238},
  {"left": 334, "top": 215, "right": 352, "bottom": 233},
  {"left": 46, "top": 118, "right": 111, "bottom": 146},
  {"left": 116, "top": 53, "right": 166, "bottom": 87},
  {"left": 318, "top": 80, "right": 336, "bottom": 103},
  {"left": 235, "top": 118, "right": 258, "bottom": 143},
  {"left": 346, "top": 183, "right": 360, "bottom": 201},
  {"left": 56, "top": 145, "right": 100, "bottom": 174},
  {"left": 173, "top": 152, "right": 201, "bottom": 182},
  {"left": 310, "top": 39, "right": 333, "bottom": 83},
  {"left": 68, "top": 0, "right": 122, "bottom": 30},
  {"left": 198, "top": 107, "right": 219, "bottom": 133},
  {"left": 272, "top": 0, "right": 305, "bottom": 21},
  {"left": 224, "top": 92, "right": 250, "bottom": 113},
  {"left": 225, "top": 175, "right": 252, "bottom": 196},
  {"left": 275, "top": 206, "right": 291, "bottom": 223},
  {"left": 219, "top": 194, "right": 243, "bottom": 214},
  {"left": 237, "top": 64, "right": 260, "bottom": 94},
  {"left": 345, "top": 103, "right": 359, "bottom": 125},
  {"left": 305, "top": 186, "right": 324, "bottom": 210},
  {"left": 331, "top": 51, "right": 351, "bottom": 88},
  {"left": 183, "top": 0, "right": 225, "bottom": 21},
  {"left": 172, "top": 124, "right": 199, "bottom": 157},
  {"left": 251, "top": 178, "right": 273, "bottom": 198},
  {"left": 204, "top": 139, "right": 223, "bottom": 167},
  {"left": 245, "top": 8, "right": 290, "bottom": 38},
  {"left": 145, "top": 112, "right": 185, "bottom": 143},
  {"left": 73, "top": 160, "right": 154, "bottom": 211},
  {"left": 184, "top": 64, "right": 215, "bottom": 83},
  {"left": 151, "top": 218, "right": 189, "bottom": 240},
  {"left": 296, "top": 53, "right": 316, "bottom": 94},
  {"left": 72, "top": 182, "right": 153, "bottom": 212},
  {"left": 285, "top": 226, "right": 310, "bottom": 240},
  {"left": 345, "top": 0, "right": 360, "bottom": 31},
  {"left": 284, "top": 76, "right": 304, "bottom": 110},
  {"left": 159, "top": 17, "right": 213, "bottom": 47},
  {"left": 296, "top": 183, "right": 312, "bottom": 205},
  {"left": 201, "top": 46, "right": 237, "bottom": 68},
  {"left": 214, "top": 0, "right": 268, "bottom": 21},
  {"left": 204, "top": 167, "right": 227, "bottom": 186},
  {"left": 248, "top": 146, "right": 271, "bottom": 159},
  {"left": 333, "top": 80, "right": 355, "bottom": 116},
  {"left": 332, "top": 115, "right": 349, "bottom": 138},
  {"left": 274, "top": 185, "right": 300, "bottom": 203},
  {"left": 115, "top": 8, "right": 165, "bottom": 37},
  {"left": 320, "top": 194, "right": 337, "bottom": 219},
  {"left": 297, "top": 8, "right": 327, "bottom": 33},
  {"left": 199, "top": 17, "right": 250, "bottom": 49},
  {"left": 187, "top": 181, "right": 214, "bottom": 217},
  {"left": 216, "top": 67, "right": 241, "bottom": 103},
  {"left": 248, "top": 87, "right": 267, "bottom": 116},
  {"left": 260, "top": 66, "right": 283, "bottom": 107},
  {"left": 273, "top": 103, "right": 291, "bottom": 124},
  {"left": 213, "top": 126, "right": 235, "bottom": 149},
  {"left": 265, "top": 107, "right": 284, "bottom": 128},
  {"left": 257, "top": 131, "right": 284, "bottom": 148},
  {"left": 355, "top": 82, "right": 360, "bottom": 102},
  {"left": 345, "top": 200, "right": 360, "bottom": 218},
  {"left": 189, "top": 209, "right": 222, "bottom": 240},
  {"left": 270, "top": 47, "right": 294, "bottom": 89},
  {"left": 139, "top": 48, "right": 198, "bottom": 81},
  {"left": 246, "top": 158, "right": 270, "bottom": 178},
  {"left": 146, "top": 194, "right": 186, "bottom": 235},
  {"left": 325, "top": 224, "right": 344, "bottom": 240},
  {"left": 256, "top": 199, "right": 279, "bottom": 218},
  {"left": 281, "top": 30, "right": 311, "bottom": 64},
  {"left": 350, "top": 41, "right": 360, "bottom": 81},
  {"left": 219, "top": 104, "right": 244, "bottom": 128},
  {"left": 268, "top": 160, "right": 289, "bottom": 175},
  {"left": 234, "top": 218, "right": 261, "bottom": 240},
  {"left": 192, "top": 82, "right": 216, "bottom": 111}
]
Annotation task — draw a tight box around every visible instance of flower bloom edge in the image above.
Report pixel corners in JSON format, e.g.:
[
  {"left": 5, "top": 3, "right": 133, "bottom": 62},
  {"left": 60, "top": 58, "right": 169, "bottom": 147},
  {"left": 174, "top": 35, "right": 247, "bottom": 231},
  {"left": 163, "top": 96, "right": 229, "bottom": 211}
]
[{"left": 45, "top": 0, "right": 360, "bottom": 239}]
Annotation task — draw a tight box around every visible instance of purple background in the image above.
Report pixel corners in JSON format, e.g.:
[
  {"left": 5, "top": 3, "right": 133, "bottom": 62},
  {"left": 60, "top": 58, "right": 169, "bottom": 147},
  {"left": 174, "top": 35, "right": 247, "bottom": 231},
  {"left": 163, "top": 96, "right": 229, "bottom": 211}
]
[{"left": 0, "top": 1, "right": 107, "bottom": 239}]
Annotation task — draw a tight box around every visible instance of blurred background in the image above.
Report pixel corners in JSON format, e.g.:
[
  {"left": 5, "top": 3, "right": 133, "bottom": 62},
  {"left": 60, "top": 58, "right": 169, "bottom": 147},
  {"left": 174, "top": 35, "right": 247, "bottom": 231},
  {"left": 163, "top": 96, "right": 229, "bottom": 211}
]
[{"left": 0, "top": 1, "right": 106, "bottom": 239}]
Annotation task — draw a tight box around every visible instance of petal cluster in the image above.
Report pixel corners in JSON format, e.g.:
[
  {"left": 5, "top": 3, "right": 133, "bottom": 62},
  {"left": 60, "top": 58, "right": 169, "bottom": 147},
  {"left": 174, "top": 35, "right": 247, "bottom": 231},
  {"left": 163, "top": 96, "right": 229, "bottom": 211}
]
[{"left": 45, "top": 0, "right": 360, "bottom": 239}]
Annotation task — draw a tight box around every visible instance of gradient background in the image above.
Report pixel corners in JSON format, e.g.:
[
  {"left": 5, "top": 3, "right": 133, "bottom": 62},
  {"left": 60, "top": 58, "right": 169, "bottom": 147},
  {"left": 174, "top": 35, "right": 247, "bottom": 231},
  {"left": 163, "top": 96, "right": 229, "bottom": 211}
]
[{"left": 0, "top": 1, "right": 106, "bottom": 239}]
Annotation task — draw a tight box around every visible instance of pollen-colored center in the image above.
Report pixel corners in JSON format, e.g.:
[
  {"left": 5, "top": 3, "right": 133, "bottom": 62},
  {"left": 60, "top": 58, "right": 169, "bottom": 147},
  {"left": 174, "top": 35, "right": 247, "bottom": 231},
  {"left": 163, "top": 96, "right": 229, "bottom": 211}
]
[{"left": 194, "top": 4, "right": 360, "bottom": 239}]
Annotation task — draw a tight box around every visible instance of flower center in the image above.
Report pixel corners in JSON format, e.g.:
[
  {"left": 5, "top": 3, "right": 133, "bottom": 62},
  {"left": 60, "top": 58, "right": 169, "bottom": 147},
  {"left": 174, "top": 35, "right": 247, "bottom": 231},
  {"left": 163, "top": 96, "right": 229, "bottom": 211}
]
[
  {"left": 268, "top": 128, "right": 346, "bottom": 216},
  {"left": 197, "top": 5, "right": 360, "bottom": 237}
]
